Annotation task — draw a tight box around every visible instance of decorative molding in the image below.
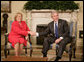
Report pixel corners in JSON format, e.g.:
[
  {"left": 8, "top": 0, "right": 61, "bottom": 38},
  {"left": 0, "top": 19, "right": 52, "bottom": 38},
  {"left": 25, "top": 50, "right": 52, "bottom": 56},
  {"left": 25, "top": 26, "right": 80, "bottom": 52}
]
[
  {"left": 1, "top": 1, "right": 11, "bottom": 13},
  {"left": 30, "top": 9, "right": 79, "bottom": 13}
]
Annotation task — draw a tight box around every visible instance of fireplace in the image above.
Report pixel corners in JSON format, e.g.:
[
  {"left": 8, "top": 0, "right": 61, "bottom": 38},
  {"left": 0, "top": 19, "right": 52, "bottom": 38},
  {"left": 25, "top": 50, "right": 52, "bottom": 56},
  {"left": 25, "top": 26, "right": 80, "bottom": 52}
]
[
  {"left": 36, "top": 24, "right": 48, "bottom": 45},
  {"left": 26, "top": 10, "right": 78, "bottom": 45}
]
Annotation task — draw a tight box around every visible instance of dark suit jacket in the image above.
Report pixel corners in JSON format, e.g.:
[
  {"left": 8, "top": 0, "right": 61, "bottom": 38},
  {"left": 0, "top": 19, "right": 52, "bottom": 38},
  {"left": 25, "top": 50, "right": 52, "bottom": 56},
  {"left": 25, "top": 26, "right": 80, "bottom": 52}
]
[{"left": 38, "top": 19, "right": 70, "bottom": 39}]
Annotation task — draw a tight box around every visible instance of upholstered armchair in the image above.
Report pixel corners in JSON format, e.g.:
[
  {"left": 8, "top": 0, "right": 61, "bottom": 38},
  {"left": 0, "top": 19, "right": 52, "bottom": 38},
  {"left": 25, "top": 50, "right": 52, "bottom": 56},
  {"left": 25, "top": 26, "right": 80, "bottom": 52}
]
[
  {"left": 4, "top": 21, "right": 33, "bottom": 58},
  {"left": 50, "top": 21, "right": 77, "bottom": 61}
]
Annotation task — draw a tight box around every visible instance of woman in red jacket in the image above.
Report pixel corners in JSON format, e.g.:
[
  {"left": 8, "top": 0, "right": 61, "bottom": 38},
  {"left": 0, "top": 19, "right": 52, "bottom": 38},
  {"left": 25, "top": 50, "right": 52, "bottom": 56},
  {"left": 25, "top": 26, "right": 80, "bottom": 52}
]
[{"left": 8, "top": 12, "right": 30, "bottom": 56}]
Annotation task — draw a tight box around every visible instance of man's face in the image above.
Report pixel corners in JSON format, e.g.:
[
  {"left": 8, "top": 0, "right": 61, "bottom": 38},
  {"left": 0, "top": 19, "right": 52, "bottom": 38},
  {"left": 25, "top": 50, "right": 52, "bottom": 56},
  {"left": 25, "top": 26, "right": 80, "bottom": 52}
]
[{"left": 51, "top": 13, "right": 59, "bottom": 22}]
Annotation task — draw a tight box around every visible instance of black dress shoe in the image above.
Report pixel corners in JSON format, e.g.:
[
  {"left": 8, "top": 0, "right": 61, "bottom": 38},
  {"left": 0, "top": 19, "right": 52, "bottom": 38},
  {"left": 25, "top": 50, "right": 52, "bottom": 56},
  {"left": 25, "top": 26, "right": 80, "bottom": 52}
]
[
  {"left": 42, "top": 51, "right": 47, "bottom": 57},
  {"left": 43, "top": 54, "right": 47, "bottom": 57},
  {"left": 54, "top": 56, "right": 61, "bottom": 61}
]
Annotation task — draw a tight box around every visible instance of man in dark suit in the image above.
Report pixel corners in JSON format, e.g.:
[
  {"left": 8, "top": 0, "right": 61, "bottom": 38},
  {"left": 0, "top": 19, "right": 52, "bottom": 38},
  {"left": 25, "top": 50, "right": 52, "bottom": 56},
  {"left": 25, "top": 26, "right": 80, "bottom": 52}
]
[{"left": 29, "top": 11, "right": 71, "bottom": 61}]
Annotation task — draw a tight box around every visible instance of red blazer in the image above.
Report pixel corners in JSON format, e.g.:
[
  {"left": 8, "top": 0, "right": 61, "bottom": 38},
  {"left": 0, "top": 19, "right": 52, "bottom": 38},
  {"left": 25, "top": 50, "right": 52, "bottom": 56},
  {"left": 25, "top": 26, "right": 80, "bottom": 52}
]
[{"left": 8, "top": 21, "right": 30, "bottom": 48}]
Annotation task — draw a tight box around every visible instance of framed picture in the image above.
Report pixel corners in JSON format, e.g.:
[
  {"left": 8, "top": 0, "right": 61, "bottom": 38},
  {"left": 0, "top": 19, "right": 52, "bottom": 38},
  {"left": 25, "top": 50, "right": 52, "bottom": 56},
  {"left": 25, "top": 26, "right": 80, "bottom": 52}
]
[{"left": 1, "top": 1, "right": 11, "bottom": 13}]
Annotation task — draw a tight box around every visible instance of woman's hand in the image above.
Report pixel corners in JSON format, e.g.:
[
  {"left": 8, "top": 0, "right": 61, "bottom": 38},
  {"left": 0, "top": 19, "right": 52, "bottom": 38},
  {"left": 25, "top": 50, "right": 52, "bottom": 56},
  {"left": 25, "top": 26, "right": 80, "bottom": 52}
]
[
  {"left": 25, "top": 35, "right": 28, "bottom": 40},
  {"left": 28, "top": 31, "right": 36, "bottom": 36}
]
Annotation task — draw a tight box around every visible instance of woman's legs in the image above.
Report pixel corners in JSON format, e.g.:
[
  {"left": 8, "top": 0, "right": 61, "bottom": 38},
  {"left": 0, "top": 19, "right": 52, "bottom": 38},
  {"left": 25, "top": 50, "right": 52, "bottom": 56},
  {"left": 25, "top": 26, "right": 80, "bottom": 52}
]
[
  {"left": 19, "top": 43, "right": 24, "bottom": 55},
  {"left": 14, "top": 43, "right": 24, "bottom": 56},
  {"left": 14, "top": 43, "right": 19, "bottom": 56}
]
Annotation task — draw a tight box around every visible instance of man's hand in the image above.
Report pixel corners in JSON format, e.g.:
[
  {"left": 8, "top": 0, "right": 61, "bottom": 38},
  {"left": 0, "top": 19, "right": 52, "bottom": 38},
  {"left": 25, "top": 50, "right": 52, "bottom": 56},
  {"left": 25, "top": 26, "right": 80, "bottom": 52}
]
[
  {"left": 55, "top": 38, "right": 62, "bottom": 44},
  {"left": 28, "top": 31, "right": 36, "bottom": 36}
]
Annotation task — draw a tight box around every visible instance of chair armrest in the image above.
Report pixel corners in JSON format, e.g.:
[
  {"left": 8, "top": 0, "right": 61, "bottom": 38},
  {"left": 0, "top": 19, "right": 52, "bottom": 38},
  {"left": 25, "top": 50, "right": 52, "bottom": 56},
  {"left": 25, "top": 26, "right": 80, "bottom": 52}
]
[
  {"left": 70, "top": 36, "right": 76, "bottom": 49},
  {"left": 4, "top": 33, "right": 9, "bottom": 36},
  {"left": 4, "top": 33, "right": 9, "bottom": 46}
]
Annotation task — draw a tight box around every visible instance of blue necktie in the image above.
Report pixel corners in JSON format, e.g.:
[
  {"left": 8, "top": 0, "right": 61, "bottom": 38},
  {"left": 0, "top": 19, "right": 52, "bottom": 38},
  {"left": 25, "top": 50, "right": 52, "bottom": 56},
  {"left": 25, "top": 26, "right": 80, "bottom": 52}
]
[{"left": 55, "top": 23, "right": 58, "bottom": 38}]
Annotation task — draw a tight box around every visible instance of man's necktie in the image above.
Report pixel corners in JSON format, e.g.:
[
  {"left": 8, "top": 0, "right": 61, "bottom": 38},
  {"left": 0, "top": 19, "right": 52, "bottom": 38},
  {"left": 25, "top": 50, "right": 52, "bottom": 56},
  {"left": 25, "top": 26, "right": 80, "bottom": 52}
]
[{"left": 55, "top": 23, "right": 58, "bottom": 38}]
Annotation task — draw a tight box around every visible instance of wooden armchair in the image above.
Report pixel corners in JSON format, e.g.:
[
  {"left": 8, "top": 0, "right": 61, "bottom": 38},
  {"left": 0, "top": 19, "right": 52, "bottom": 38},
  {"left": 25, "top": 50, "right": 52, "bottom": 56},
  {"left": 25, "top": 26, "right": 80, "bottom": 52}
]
[
  {"left": 4, "top": 21, "right": 33, "bottom": 58},
  {"left": 50, "top": 21, "right": 77, "bottom": 61},
  {"left": 4, "top": 33, "right": 33, "bottom": 58}
]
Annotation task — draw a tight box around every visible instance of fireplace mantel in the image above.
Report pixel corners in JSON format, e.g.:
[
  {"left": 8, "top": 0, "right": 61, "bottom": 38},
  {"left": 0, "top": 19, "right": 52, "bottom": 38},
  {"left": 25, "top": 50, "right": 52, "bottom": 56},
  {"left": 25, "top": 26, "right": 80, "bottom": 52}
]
[{"left": 26, "top": 9, "right": 79, "bottom": 13}]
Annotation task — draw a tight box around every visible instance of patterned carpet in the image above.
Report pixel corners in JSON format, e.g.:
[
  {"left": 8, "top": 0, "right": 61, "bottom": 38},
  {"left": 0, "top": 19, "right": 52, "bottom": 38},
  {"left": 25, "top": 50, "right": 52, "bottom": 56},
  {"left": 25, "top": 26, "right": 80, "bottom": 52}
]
[
  {"left": 1, "top": 32, "right": 83, "bottom": 61},
  {"left": 2, "top": 56, "right": 48, "bottom": 61},
  {"left": 1, "top": 46, "right": 83, "bottom": 61}
]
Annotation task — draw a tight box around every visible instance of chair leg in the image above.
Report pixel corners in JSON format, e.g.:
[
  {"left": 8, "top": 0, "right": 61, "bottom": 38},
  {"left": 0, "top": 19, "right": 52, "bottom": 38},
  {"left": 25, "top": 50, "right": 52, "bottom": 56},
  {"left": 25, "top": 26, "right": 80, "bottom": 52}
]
[
  {"left": 69, "top": 46, "right": 72, "bottom": 61},
  {"left": 69, "top": 52, "right": 72, "bottom": 61},
  {"left": 4, "top": 46, "right": 7, "bottom": 58},
  {"left": 25, "top": 47, "right": 27, "bottom": 56},
  {"left": 30, "top": 47, "right": 33, "bottom": 57},
  {"left": 8, "top": 49, "right": 10, "bottom": 55},
  {"left": 73, "top": 48, "right": 76, "bottom": 58},
  {"left": 56, "top": 49, "right": 58, "bottom": 55},
  {"left": 4, "top": 35, "right": 8, "bottom": 58}
]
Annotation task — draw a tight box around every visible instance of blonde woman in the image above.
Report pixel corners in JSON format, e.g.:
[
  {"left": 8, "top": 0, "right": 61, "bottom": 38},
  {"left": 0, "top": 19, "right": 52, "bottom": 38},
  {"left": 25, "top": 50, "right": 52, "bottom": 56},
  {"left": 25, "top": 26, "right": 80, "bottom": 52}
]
[{"left": 8, "top": 12, "right": 30, "bottom": 56}]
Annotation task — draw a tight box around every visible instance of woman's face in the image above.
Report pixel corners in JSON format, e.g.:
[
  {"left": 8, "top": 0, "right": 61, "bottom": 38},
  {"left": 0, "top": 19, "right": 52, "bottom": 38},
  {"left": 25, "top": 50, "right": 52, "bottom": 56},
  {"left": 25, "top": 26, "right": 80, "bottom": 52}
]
[{"left": 16, "top": 14, "right": 22, "bottom": 22}]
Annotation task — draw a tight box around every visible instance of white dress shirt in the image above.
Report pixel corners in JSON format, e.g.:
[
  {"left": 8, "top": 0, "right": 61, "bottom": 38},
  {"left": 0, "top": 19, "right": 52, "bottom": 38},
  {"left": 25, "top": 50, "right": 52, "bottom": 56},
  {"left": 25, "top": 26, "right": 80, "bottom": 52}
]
[{"left": 54, "top": 21, "right": 63, "bottom": 39}]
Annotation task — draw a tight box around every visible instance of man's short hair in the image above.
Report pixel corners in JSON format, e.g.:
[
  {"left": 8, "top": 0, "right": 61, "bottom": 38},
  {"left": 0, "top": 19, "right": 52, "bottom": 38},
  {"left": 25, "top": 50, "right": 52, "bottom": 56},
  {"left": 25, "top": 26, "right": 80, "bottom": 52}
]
[{"left": 51, "top": 10, "right": 59, "bottom": 17}]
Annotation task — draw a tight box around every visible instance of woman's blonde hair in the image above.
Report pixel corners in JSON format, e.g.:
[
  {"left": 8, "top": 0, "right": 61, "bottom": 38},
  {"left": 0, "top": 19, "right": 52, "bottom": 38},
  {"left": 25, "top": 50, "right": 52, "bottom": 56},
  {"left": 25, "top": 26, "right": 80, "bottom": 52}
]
[{"left": 14, "top": 12, "right": 23, "bottom": 21}]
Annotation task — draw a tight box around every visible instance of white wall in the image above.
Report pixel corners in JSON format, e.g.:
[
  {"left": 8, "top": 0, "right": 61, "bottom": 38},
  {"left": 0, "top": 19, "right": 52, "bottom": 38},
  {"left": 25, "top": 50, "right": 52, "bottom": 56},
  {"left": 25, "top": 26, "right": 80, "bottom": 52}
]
[{"left": 1, "top": 1, "right": 28, "bottom": 32}]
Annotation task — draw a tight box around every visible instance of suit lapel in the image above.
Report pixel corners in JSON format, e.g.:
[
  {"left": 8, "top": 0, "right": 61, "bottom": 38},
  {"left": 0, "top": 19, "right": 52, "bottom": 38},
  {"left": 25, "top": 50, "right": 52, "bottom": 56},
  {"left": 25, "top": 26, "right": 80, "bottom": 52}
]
[
  {"left": 51, "top": 21, "right": 54, "bottom": 34},
  {"left": 58, "top": 19, "right": 61, "bottom": 30}
]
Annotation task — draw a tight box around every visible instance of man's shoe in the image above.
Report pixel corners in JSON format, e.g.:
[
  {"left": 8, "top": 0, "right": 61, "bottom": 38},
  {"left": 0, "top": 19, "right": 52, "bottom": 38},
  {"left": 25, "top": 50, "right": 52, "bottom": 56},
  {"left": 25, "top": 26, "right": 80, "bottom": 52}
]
[
  {"left": 42, "top": 51, "right": 47, "bottom": 57},
  {"left": 54, "top": 56, "right": 61, "bottom": 61},
  {"left": 43, "top": 54, "right": 47, "bottom": 57}
]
